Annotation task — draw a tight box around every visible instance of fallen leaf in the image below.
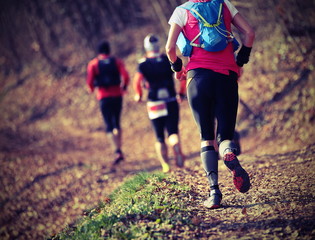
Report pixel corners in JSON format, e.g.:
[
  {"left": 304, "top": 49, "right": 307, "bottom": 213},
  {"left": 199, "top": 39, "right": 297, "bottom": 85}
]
[
  {"left": 242, "top": 207, "right": 247, "bottom": 215},
  {"left": 191, "top": 216, "right": 201, "bottom": 225}
]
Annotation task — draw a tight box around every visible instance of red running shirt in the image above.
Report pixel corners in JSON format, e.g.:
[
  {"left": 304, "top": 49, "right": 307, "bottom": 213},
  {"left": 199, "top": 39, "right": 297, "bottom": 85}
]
[{"left": 86, "top": 54, "right": 130, "bottom": 100}]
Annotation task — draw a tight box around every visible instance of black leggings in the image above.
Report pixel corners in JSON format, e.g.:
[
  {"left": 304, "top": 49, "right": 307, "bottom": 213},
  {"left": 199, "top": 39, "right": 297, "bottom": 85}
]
[
  {"left": 151, "top": 100, "right": 179, "bottom": 143},
  {"left": 100, "top": 96, "right": 123, "bottom": 133},
  {"left": 187, "top": 68, "right": 238, "bottom": 144}
]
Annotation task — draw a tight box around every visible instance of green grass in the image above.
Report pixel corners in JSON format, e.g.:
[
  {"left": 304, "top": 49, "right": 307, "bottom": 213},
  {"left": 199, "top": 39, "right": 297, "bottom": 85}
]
[{"left": 50, "top": 172, "right": 191, "bottom": 240}]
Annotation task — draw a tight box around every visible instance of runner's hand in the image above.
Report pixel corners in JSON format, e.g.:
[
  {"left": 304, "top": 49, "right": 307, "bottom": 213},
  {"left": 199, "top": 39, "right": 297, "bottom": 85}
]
[
  {"left": 236, "top": 45, "right": 252, "bottom": 67},
  {"left": 175, "top": 68, "right": 186, "bottom": 81},
  {"left": 134, "top": 94, "right": 142, "bottom": 102},
  {"left": 170, "top": 57, "right": 183, "bottom": 72}
]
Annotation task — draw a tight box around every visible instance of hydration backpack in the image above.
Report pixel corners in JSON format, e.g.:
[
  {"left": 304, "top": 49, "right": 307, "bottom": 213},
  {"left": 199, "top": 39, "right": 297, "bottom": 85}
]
[
  {"left": 176, "top": 0, "right": 239, "bottom": 57},
  {"left": 94, "top": 57, "right": 121, "bottom": 87}
]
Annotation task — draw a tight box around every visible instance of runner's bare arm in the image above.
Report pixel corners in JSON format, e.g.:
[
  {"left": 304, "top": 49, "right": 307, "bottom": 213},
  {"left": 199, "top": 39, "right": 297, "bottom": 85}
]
[
  {"left": 165, "top": 23, "right": 182, "bottom": 63},
  {"left": 133, "top": 72, "right": 144, "bottom": 102},
  {"left": 232, "top": 13, "right": 255, "bottom": 47}
]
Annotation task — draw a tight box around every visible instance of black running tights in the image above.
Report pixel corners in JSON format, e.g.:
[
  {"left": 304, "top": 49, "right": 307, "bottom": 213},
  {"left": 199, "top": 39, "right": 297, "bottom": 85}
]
[
  {"left": 100, "top": 96, "right": 123, "bottom": 133},
  {"left": 187, "top": 68, "right": 238, "bottom": 144}
]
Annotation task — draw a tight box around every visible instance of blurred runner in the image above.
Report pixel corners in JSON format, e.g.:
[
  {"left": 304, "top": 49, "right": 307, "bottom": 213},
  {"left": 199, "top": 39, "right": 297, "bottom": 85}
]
[
  {"left": 133, "top": 34, "right": 186, "bottom": 173},
  {"left": 86, "top": 40, "right": 130, "bottom": 167}
]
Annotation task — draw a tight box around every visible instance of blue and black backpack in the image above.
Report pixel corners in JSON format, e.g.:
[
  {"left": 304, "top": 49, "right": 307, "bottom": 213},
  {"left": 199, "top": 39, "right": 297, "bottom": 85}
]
[{"left": 176, "top": 0, "right": 239, "bottom": 56}]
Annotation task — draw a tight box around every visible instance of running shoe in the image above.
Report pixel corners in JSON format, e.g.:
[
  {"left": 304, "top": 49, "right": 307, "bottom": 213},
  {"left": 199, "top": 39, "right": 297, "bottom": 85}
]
[
  {"left": 223, "top": 152, "right": 250, "bottom": 193},
  {"left": 161, "top": 162, "right": 170, "bottom": 173},
  {"left": 112, "top": 152, "right": 124, "bottom": 166},
  {"left": 204, "top": 189, "right": 222, "bottom": 209}
]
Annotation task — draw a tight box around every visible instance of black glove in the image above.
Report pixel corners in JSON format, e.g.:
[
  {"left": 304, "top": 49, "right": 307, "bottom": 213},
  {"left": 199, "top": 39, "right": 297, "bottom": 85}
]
[
  {"left": 236, "top": 45, "right": 252, "bottom": 67},
  {"left": 170, "top": 57, "right": 183, "bottom": 72}
]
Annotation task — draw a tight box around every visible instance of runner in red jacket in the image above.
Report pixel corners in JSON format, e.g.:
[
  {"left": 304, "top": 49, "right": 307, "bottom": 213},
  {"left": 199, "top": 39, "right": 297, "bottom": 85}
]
[{"left": 87, "top": 41, "right": 130, "bottom": 167}]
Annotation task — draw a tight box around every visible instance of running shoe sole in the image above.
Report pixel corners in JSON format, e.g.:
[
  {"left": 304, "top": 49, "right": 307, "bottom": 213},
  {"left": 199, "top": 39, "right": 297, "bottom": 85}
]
[{"left": 224, "top": 153, "right": 250, "bottom": 193}]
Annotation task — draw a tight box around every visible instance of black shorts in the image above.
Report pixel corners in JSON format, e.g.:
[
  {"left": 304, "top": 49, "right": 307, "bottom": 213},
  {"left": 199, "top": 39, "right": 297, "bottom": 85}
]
[
  {"left": 187, "top": 68, "right": 238, "bottom": 143},
  {"left": 99, "top": 96, "right": 123, "bottom": 132},
  {"left": 151, "top": 100, "right": 179, "bottom": 143}
]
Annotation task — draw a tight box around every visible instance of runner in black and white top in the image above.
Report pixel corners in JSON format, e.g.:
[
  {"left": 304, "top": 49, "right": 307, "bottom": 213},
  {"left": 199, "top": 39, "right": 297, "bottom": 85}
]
[{"left": 133, "top": 34, "right": 186, "bottom": 173}]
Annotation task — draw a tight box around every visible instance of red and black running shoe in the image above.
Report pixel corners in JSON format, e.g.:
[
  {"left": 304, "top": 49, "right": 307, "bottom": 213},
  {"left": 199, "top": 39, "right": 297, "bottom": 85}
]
[{"left": 223, "top": 152, "right": 250, "bottom": 193}]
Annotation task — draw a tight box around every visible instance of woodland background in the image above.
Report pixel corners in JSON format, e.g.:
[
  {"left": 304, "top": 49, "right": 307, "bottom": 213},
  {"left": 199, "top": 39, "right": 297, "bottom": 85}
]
[{"left": 0, "top": 0, "right": 314, "bottom": 239}]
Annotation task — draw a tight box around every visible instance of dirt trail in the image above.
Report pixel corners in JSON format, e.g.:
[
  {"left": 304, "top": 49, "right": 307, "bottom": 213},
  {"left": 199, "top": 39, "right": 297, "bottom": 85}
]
[
  {"left": 0, "top": 97, "right": 314, "bottom": 240},
  {"left": 171, "top": 143, "right": 315, "bottom": 239},
  {"left": 1, "top": 0, "right": 315, "bottom": 239}
]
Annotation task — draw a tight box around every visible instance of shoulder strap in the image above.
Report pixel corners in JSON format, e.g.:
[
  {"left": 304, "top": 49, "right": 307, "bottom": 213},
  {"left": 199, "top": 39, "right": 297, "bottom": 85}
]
[
  {"left": 190, "top": 5, "right": 222, "bottom": 27},
  {"left": 178, "top": 1, "right": 194, "bottom": 10},
  {"left": 99, "top": 57, "right": 119, "bottom": 70},
  {"left": 179, "top": 0, "right": 234, "bottom": 48},
  {"left": 181, "top": 0, "right": 223, "bottom": 27}
]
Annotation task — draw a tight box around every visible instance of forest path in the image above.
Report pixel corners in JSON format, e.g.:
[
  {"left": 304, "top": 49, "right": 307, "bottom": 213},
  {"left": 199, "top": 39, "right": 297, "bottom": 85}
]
[{"left": 1, "top": 106, "right": 314, "bottom": 240}]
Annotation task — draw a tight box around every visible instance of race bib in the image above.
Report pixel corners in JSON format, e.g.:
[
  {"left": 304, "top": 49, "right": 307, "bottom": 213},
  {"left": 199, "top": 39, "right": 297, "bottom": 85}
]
[{"left": 147, "top": 101, "right": 168, "bottom": 120}]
